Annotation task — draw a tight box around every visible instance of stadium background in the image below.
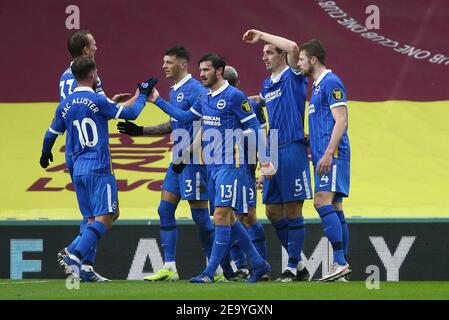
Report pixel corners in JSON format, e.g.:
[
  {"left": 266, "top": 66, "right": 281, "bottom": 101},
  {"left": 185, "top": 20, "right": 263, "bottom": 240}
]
[{"left": 1, "top": 0, "right": 448, "bottom": 220}]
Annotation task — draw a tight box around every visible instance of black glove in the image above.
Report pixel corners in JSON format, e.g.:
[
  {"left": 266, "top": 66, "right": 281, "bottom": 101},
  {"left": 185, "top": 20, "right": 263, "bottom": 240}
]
[
  {"left": 172, "top": 162, "right": 186, "bottom": 174},
  {"left": 117, "top": 120, "right": 144, "bottom": 136},
  {"left": 40, "top": 151, "right": 53, "bottom": 169},
  {"left": 137, "top": 77, "right": 158, "bottom": 97}
]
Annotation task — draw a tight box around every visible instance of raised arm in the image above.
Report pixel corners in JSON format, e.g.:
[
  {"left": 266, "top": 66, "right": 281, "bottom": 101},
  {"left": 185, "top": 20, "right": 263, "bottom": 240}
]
[{"left": 242, "top": 29, "right": 300, "bottom": 69}]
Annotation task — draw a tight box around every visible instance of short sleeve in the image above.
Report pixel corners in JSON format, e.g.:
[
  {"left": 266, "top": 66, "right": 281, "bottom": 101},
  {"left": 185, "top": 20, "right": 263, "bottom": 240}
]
[
  {"left": 189, "top": 96, "right": 203, "bottom": 118},
  {"left": 326, "top": 79, "right": 347, "bottom": 109},
  {"left": 249, "top": 98, "right": 266, "bottom": 126},
  {"left": 97, "top": 95, "right": 123, "bottom": 119},
  {"left": 231, "top": 91, "right": 256, "bottom": 124}
]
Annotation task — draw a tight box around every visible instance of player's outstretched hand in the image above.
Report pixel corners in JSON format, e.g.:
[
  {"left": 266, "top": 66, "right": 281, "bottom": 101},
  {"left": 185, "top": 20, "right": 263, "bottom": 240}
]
[
  {"left": 149, "top": 88, "right": 160, "bottom": 103},
  {"left": 138, "top": 78, "right": 158, "bottom": 97},
  {"left": 40, "top": 151, "right": 53, "bottom": 169},
  {"left": 117, "top": 120, "right": 143, "bottom": 136},
  {"left": 242, "top": 29, "right": 263, "bottom": 44},
  {"left": 112, "top": 93, "right": 132, "bottom": 103}
]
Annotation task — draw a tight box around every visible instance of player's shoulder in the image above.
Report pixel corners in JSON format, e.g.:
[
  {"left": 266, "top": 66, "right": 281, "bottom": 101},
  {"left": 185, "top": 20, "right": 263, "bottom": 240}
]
[
  {"left": 261, "top": 75, "right": 272, "bottom": 87},
  {"left": 187, "top": 76, "right": 202, "bottom": 87},
  {"left": 56, "top": 97, "right": 69, "bottom": 112},
  {"left": 95, "top": 91, "right": 113, "bottom": 105},
  {"left": 60, "top": 65, "right": 73, "bottom": 80},
  {"left": 286, "top": 67, "right": 308, "bottom": 84},
  {"left": 227, "top": 85, "right": 246, "bottom": 101},
  {"left": 323, "top": 71, "right": 345, "bottom": 88},
  {"left": 188, "top": 77, "right": 208, "bottom": 94}
]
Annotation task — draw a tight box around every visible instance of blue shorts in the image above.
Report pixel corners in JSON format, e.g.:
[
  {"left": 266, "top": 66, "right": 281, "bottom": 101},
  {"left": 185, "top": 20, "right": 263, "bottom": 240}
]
[
  {"left": 162, "top": 163, "right": 208, "bottom": 201},
  {"left": 234, "top": 169, "right": 257, "bottom": 215},
  {"left": 263, "top": 141, "right": 313, "bottom": 204},
  {"left": 208, "top": 167, "right": 248, "bottom": 213},
  {"left": 73, "top": 174, "right": 118, "bottom": 218},
  {"left": 314, "top": 159, "right": 350, "bottom": 198}
]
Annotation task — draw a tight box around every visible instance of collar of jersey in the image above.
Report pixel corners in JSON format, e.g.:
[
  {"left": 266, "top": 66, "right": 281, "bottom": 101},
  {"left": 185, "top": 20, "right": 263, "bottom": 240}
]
[
  {"left": 270, "top": 66, "right": 290, "bottom": 84},
  {"left": 313, "top": 69, "right": 332, "bottom": 87},
  {"left": 172, "top": 74, "right": 192, "bottom": 91},
  {"left": 208, "top": 80, "right": 229, "bottom": 97},
  {"left": 73, "top": 86, "right": 95, "bottom": 93}
]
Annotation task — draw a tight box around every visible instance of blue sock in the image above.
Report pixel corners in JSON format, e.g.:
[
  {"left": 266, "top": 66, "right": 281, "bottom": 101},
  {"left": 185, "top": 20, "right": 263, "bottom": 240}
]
[
  {"left": 73, "top": 221, "right": 107, "bottom": 260},
  {"left": 158, "top": 200, "right": 178, "bottom": 263},
  {"left": 220, "top": 253, "right": 234, "bottom": 278},
  {"left": 336, "top": 210, "right": 349, "bottom": 259},
  {"left": 317, "top": 205, "right": 346, "bottom": 265},
  {"left": 247, "top": 222, "right": 267, "bottom": 261},
  {"left": 67, "top": 235, "right": 82, "bottom": 253},
  {"left": 287, "top": 217, "right": 305, "bottom": 269},
  {"left": 231, "top": 221, "right": 264, "bottom": 269},
  {"left": 191, "top": 208, "right": 214, "bottom": 259},
  {"left": 82, "top": 247, "right": 97, "bottom": 266},
  {"left": 230, "top": 241, "right": 247, "bottom": 269},
  {"left": 67, "top": 217, "right": 89, "bottom": 253},
  {"left": 272, "top": 217, "right": 289, "bottom": 250},
  {"left": 204, "top": 225, "right": 231, "bottom": 277},
  {"left": 78, "top": 220, "right": 97, "bottom": 266}
]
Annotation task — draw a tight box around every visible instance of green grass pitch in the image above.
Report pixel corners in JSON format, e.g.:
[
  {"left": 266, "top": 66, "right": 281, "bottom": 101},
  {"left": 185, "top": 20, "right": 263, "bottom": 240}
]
[{"left": 0, "top": 280, "right": 448, "bottom": 300}]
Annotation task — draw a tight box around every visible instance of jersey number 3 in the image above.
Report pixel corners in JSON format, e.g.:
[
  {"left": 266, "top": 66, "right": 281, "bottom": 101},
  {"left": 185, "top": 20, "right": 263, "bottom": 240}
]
[{"left": 73, "top": 118, "right": 98, "bottom": 147}]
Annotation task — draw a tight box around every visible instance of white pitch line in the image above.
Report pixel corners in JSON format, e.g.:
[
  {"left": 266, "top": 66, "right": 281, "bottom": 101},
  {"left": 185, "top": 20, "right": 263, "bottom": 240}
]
[{"left": 0, "top": 280, "right": 54, "bottom": 285}]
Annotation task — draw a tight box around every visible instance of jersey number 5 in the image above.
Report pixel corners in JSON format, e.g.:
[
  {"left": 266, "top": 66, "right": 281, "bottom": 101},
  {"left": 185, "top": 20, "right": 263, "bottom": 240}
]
[{"left": 73, "top": 118, "right": 98, "bottom": 147}]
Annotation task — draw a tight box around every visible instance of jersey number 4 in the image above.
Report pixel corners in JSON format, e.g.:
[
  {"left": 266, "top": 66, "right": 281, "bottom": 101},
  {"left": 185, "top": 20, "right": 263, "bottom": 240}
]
[{"left": 73, "top": 118, "right": 98, "bottom": 147}]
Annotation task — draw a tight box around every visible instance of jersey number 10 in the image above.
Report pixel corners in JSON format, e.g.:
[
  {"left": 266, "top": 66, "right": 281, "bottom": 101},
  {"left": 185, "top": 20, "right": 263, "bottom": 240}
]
[{"left": 73, "top": 118, "right": 98, "bottom": 147}]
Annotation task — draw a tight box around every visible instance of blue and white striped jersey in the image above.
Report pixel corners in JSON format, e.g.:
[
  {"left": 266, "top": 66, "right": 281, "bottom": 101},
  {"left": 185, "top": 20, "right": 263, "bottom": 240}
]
[
  {"left": 260, "top": 66, "right": 307, "bottom": 145},
  {"left": 49, "top": 87, "right": 148, "bottom": 176},
  {"left": 59, "top": 63, "right": 105, "bottom": 101},
  {"left": 155, "top": 81, "right": 261, "bottom": 171},
  {"left": 168, "top": 74, "right": 207, "bottom": 160},
  {"left": 308, "top": 69, "right": 350, "bottom": 164}
]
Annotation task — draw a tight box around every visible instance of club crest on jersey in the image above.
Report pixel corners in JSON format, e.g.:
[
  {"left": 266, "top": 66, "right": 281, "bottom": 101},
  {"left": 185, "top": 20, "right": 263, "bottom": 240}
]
[
  {"left": 332, "top": 88, "right": 343, "bottom": 100},
  {"left": 217, "top": 99, "right": 226, "bottom": 109},
  {"left": 176, "top": 92, "right": 184, "bottom": 102},
  {"left": 241, "top": 100, "right": 252, "bottom": 113},
  {"left": 314, "top": 85, "right": 320, "bottom": 94}
]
